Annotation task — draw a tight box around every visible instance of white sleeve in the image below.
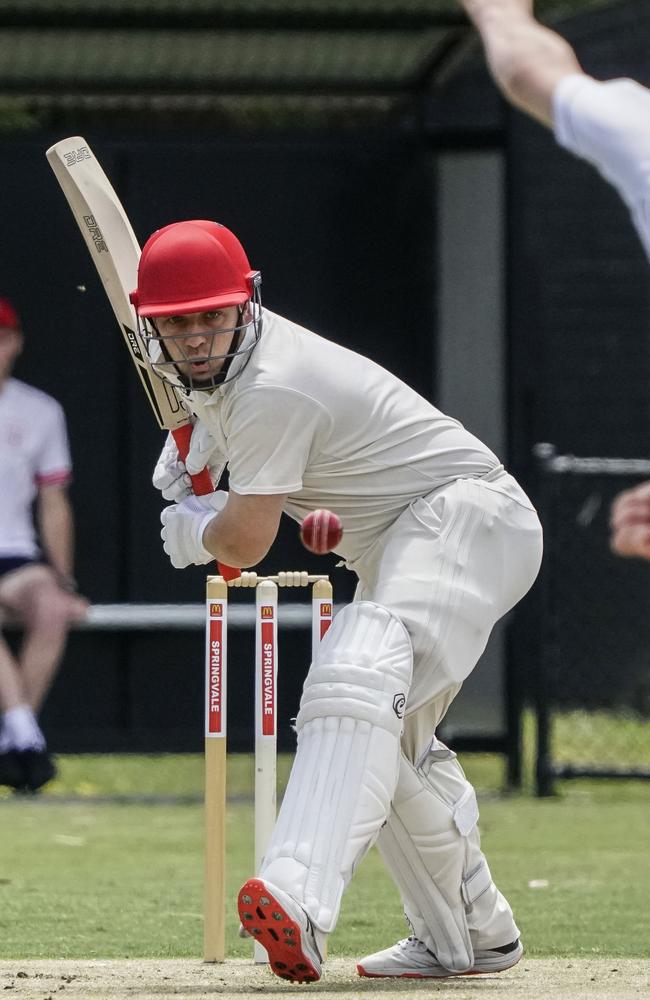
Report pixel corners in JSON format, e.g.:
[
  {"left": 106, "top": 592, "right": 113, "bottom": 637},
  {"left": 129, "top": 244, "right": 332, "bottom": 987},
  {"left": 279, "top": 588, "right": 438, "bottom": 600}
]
[
  {"left": 34, "top": 400, "right": 72, "bottom": 486},
  {"left": 225, "top": 386, "right": 331, "bottom": 495},
  {"left": 553, "top": 74, "right": 650, "bottom": 260}
]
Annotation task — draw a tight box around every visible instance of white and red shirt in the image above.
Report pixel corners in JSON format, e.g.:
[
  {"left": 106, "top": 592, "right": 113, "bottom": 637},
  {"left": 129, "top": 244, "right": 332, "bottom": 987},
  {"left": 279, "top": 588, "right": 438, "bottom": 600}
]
[
  {"left": 188, "top": 310, "right": 501, "bottom": 564},
  {"left": 554, "top": 74, "right": 650, "bottom": 261},
  {"left": 0, "top": 378, "right": 71, "bottom": 558}
]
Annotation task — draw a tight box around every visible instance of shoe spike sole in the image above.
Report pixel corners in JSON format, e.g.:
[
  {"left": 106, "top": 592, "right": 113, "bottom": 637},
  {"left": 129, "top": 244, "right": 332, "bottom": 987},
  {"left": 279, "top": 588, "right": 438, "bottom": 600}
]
[{"left": 238, "top": 878, "right": 320, "bottom": 984}]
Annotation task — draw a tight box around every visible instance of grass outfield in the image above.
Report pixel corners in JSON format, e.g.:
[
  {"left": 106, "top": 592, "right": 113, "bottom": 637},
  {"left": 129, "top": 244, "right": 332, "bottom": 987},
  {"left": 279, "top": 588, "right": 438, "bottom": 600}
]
[
  {"left": 551, "top": 709, "right": 650, "bottom": 767},
  {"left": 0, "top": 751, "right": 648, "bottom": 961}
]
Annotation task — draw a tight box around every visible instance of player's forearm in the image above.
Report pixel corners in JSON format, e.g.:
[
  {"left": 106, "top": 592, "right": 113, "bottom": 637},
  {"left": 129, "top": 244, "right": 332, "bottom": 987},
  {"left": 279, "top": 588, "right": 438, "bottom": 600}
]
[
  {"left": 201, "top": 509, "right": 273, "bottom": 568},
  {"left": 201, "top": 489, "right": 286, "bottom": 568},
  {"left": 459, "top": 0, "right": 583, "bottom": 128},
  {"left": 37, "top": 490, "right": 75, "bottom": 579}
]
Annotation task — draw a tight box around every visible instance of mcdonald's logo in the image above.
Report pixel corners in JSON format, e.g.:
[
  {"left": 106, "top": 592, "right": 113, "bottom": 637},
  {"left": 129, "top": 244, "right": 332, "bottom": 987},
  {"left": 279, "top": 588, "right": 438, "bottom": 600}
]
[
  {"left": 210, "top": 603, "right": 223, "bottom": 616},
  {"left": 261, "top": 605, "right": 274, "bottom": 618},
  {"left": 321, "top": 603, "right": 332, "bottom": 615}
]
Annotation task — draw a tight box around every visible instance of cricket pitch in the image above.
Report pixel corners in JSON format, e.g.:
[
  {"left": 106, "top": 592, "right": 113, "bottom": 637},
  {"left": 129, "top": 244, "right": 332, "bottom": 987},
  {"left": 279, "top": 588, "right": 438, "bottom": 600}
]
[{"left": 0, "top": 958, "right": 647, "bottom": 999}]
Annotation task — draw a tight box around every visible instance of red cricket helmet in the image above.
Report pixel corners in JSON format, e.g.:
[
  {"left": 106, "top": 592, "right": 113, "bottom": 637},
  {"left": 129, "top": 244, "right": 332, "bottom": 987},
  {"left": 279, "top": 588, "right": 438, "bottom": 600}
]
[
  {"left": 130, "top": 221, "right": 263, "bottom": 393},
  {"left": 0, "top": 297, "right": 21, "bottom": 333},
  {"left": 130, "top": 220, "right": 259, "bottom": 317}
]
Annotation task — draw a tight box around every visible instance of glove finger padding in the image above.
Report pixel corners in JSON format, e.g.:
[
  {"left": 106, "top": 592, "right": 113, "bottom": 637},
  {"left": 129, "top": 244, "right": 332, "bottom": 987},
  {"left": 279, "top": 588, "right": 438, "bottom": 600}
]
[
  {"left": 153, "top": 424, "right": 225, "bottom": 501},
  {"left": 153, "top": 432, "right": 193, "bottom": 502},
  {"left": 186, "top": 420, "right": 223, "bottom": 477},
  {"left": 160, "top": 468, "right": 192, "bottom": 502},
  {"left": 160, "top": 491, "right": 229, "bottom": 568}
]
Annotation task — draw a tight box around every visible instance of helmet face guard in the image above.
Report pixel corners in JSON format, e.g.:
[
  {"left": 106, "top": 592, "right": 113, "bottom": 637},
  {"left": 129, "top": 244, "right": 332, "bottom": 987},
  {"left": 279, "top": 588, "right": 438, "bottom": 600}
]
[
  {"left": 130, "top": 220, "right": 263, "bottom": 392},
  {"left": 140, "top": 280, "right": 262, "bottom": 392}
]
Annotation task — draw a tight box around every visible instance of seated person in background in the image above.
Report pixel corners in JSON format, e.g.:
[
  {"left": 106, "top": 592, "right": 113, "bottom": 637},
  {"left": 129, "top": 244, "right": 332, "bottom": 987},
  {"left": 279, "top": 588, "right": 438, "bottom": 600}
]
[
  {"left": 0, "top": 297, "right": 87, "bottom": 793},
  {"left": 459, "top": 0, "right": 650, "bottom": 561}
]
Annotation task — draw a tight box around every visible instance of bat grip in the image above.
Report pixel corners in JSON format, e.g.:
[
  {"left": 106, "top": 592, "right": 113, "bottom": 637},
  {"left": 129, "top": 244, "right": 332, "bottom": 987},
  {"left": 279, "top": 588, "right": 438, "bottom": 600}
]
[{"left": 171, "top": 424, "right": 241, "bottom": 581}]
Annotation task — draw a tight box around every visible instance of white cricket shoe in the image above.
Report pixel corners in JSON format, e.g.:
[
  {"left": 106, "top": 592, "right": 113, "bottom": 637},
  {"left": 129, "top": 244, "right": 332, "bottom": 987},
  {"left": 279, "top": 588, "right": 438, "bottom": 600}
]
[
  {"left": 357, "top": 935, "right": 523, "bottom": 978},
  {"left": 238, "top": 877, "right": 325, "bottom": 984}
]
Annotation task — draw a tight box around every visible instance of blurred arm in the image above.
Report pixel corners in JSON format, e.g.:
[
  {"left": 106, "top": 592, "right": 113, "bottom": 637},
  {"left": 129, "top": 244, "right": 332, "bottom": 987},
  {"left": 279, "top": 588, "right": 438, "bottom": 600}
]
[
  {"left": 458, "top": 0, "right": 583, "bottom": 127},
  {"left": 36, "top": 483, "right": 76, "bottom": 585}
]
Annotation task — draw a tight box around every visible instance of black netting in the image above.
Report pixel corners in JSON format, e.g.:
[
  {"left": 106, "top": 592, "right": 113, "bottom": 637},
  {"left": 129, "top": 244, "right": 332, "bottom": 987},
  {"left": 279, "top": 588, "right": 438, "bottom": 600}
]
[{"left": 535, "top": 449, "right": 650, "bottom": 785}]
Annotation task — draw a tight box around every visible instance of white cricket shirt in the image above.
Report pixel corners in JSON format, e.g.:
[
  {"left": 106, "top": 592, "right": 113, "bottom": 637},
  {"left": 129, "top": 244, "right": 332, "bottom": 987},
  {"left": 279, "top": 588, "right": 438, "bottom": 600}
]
[
  {"left": 189, "top": 310, "right": 500, "bottom": 563},
  {"left": 0, "top": 378, "right": 71, "bottom": 558},
  {"left": 554, "top": 74, "right": 650, "bottom": 261}
]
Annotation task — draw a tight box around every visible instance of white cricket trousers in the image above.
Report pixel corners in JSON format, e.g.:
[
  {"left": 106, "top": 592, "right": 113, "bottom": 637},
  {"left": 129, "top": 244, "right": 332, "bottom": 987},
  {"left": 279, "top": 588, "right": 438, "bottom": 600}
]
[
  {"left": 351, "top": 467, "right": 543, "bottom": 747},
  {"left": 349, "top": 468, "right": 543, "bottom": 952}
]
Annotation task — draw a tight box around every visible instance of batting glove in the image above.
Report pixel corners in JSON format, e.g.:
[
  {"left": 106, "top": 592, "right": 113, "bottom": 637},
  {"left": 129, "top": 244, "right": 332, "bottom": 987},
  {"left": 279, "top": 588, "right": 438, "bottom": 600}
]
[
  {"left": 153, "top": 432, "right": 191, "bottom": 501},
  {"left": 152, "top": 425, "right": 225, "bottom": 502},
  {"left": 185, "top": 420, "right": 222, "bottom": 477},
  {"left": 160, "top": 492, "right": 228, "bottom": 569}
]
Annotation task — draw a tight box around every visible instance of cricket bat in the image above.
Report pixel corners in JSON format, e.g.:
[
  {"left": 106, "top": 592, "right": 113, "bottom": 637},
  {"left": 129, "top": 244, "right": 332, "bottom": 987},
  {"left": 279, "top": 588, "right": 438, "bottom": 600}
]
[{"left": 46, "top": 136, "right": 239, "bottom": 581}]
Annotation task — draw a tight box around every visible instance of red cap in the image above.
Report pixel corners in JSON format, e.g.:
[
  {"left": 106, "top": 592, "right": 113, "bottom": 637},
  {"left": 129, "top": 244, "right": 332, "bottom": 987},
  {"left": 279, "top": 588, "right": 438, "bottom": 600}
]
[{"left": 0, "top": 297, "right": 21, "bottom": 334}]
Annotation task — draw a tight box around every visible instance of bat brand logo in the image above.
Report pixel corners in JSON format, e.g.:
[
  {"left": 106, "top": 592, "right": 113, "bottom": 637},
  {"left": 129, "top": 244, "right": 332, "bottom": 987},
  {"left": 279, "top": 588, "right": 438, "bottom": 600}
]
[
  {"left": 123, "top": 325, "right": 143, "bottom": 359},
  {"left": 64, "top": 146, "right": 92, "bottom": 167},
  {"left": 261, "top": 606, "right": 274, "bottom": 618},
  {"left": 82, "top": 214, "right": 108, "bottom": 253},
  {"left": 210, "top": 603, "right": 223, "bottom": 616}
]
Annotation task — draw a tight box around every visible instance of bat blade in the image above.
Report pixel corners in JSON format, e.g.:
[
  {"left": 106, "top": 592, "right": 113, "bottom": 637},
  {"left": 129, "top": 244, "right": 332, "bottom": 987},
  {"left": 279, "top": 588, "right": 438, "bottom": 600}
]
[
  {"left": 47, "top": 136, "right": 241, "bottom": 581},
  {"left": 46, "top": 136, "right": 188, "bottom": 432}
]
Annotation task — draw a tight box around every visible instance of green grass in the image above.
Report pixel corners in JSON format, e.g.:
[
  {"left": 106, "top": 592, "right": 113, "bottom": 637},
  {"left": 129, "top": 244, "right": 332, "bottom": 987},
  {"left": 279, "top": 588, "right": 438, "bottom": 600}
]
[
  {"left": 0, "top": 751, "right": 509, "bottom": 804},
  {"left": 1, "top": 705, "right": 645, "bottom": 804},
  {"left": 0, "top": 752, "right": 648, "bottom": 961},
  {"left": 551, "top": 709, "right": 650, "bottom": 768}
]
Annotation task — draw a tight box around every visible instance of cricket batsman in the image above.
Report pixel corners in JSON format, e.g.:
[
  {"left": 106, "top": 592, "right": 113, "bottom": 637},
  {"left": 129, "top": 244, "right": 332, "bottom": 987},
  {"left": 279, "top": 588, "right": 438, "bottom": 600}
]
[
  {"left": 459, "top": 0, "right": 650, "bottom": 559},
  {"left": 129, "top": 212, "right": 542, "bottom": 983}
]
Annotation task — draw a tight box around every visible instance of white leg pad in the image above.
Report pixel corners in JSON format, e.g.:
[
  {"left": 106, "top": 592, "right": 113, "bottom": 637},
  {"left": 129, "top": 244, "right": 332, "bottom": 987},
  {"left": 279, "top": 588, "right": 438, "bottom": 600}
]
[
  {"left": 377, "top": 741, "right": 518, "bottom": 973},
  {"left": 259, "top": 601, "right": 412, "bottom": 932}
]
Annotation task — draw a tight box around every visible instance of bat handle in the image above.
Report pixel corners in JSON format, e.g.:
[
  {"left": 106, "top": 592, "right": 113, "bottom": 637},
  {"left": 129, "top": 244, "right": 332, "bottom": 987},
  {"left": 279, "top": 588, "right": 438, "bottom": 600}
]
[{"left": 171, "top": 424, "right": 241, "bottom": 581}]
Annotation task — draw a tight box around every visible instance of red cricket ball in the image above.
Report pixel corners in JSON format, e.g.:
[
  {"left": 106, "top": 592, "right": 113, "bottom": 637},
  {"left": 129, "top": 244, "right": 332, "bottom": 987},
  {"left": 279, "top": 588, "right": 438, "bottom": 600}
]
[{"left": 300, "top": 509, "right": 343, "bottom": 554}]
